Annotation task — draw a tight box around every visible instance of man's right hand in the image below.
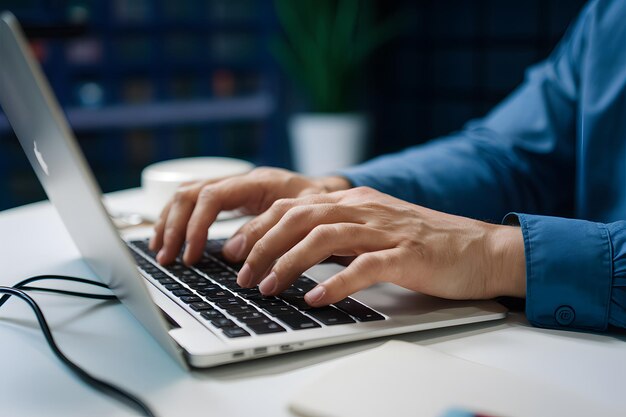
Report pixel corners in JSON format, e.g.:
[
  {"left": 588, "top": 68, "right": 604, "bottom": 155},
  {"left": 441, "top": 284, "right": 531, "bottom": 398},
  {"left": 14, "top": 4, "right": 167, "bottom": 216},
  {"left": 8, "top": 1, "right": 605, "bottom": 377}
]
[{"left": 149, "top": 166, "right": 351, "bottom": 266}]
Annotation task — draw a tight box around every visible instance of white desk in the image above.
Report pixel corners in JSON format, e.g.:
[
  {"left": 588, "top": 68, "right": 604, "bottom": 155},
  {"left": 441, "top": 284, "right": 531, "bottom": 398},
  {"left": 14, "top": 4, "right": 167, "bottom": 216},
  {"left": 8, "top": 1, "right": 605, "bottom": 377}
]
[{"left": 1, "top": 190, "right": 625, "bottom": 416}]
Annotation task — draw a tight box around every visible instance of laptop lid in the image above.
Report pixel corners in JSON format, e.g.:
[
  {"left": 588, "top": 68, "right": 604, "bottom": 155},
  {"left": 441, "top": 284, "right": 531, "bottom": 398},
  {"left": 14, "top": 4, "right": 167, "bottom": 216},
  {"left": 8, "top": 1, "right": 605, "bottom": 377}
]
[{"left": 0, "top": 11, "right": 186, "bottom": 368}]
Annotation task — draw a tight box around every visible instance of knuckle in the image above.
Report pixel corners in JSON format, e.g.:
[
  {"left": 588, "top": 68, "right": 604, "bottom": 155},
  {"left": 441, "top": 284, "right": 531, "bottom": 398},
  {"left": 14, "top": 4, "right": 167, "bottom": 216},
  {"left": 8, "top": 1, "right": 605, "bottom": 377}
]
[
  {"left": 271, "top": 197, "right": 294, "bottom": 213},
  {"left": 251, "top": 238, "right": 269, "bottom": 259},
  {"left": 274, "top": 253, "right": 296, "bottom": 276},
  {"left": 252, "top": 166, "right": 273, "bottom": 177},
  {"left": 332, "top": 273, "right": 351, "bottom": 291},
  {"left": 356, "top": 253, "right": 381, "bottom": 273},
  {"left": 310, "top": 224, "right": 337, "bottom": 243},
  {"left": 282, "top": 205, "right": 309, "bottom": 225},
  {"left": 197, "top": 185, "right": 216, "bottom": 201},
  {"left": 353, "top": 186, "right": 374, "bottom": 195},
  {"left": 173, "top": 187, "right": 192, "bottom": 203},
  {"left": 242, "top": 218, "right": 262, "bottom": 239},
  {"left": 185, "top": 223, "right": 202, "bottom": 241},
  {"left": 163, "top": 226, "right": 181, "bottom": 242}
]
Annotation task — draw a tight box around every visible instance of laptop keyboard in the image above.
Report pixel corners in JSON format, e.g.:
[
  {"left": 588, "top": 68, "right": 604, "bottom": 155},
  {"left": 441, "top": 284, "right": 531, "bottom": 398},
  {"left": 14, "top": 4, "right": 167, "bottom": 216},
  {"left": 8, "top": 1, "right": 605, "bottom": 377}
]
[{"left": 127, "top": 239, "right": 385, "bottom": 339}]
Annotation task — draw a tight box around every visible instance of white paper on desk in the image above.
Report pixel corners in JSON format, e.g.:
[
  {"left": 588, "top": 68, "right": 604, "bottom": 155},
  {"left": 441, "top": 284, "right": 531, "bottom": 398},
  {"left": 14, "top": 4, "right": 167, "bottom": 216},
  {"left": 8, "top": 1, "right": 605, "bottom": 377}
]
[{"left": 288, "top": 340, "right": 619, "bottom": 417}]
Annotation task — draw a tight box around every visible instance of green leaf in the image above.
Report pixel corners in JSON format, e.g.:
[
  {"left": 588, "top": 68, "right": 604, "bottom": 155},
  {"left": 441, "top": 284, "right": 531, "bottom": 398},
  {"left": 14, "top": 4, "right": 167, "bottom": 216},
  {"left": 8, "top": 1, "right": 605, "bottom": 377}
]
[{"left": 271, "top": 0, "right": 407, "bottom": 112}]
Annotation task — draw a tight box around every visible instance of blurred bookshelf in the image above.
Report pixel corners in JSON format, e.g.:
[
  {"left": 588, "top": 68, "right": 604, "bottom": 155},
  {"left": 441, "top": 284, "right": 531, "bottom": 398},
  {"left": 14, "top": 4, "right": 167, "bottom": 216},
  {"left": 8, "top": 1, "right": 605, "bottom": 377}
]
[{"left": 0, "top": 0, "right": 281, "bottom": 210}]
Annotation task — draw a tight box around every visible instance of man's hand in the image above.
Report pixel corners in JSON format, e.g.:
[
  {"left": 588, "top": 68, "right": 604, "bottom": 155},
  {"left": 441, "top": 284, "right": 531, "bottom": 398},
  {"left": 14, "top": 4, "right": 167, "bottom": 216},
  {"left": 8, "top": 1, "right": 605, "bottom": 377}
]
[
  {"left": 149, "top": 167, "right": 350, "bottom": 265},
  {"left": 229, "top": 186, "right": 526, "bottom": 306}
]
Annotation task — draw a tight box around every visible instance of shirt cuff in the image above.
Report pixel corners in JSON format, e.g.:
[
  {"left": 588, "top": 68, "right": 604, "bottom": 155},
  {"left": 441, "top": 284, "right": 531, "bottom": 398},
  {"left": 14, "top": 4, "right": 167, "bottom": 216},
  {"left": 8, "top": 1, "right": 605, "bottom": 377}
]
[{"left": 503, "top": 213, "right": 613, "bottom": 331}]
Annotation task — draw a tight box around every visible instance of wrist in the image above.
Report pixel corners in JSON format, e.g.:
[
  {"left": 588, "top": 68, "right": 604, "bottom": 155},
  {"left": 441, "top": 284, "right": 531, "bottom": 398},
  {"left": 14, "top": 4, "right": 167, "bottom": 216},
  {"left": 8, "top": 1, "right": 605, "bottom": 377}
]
[{"left": 487, "top": 224, "right": 526, "bottom": 298}]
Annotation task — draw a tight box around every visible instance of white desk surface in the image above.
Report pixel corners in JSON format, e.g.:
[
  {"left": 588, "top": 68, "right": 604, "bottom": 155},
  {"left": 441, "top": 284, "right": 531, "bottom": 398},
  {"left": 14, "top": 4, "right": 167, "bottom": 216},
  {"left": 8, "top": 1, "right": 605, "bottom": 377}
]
[{"left": 1, "top": 189, "right": 626, "bottom": 416}]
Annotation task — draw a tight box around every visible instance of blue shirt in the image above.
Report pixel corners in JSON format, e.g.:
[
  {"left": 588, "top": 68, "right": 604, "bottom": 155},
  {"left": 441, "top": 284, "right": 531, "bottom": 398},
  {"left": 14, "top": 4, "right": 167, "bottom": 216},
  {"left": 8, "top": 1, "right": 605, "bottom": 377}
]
[{"left": 339, "top": 0, "right": 626, "bottom": 332}]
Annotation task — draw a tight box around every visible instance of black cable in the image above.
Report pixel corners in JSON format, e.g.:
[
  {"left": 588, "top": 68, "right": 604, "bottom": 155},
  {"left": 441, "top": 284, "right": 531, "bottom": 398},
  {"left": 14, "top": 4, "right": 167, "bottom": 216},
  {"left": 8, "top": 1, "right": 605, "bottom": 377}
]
[
  {"left": 0, "top": 275, "right": 111, "bottom": 308},
  {"left": 18, "top": 286, "right": 117, "bottom": 301},
  {"left": 0, "top": 276, "right": 157, "bottom": 417}
]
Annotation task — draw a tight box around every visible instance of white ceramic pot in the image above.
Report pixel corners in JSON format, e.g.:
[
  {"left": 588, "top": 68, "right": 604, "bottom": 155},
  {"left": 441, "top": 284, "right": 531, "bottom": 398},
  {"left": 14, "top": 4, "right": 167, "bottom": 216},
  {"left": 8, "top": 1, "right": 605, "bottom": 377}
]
[{"left": 288, "top": 113, "right": 368, "bottom": 176}]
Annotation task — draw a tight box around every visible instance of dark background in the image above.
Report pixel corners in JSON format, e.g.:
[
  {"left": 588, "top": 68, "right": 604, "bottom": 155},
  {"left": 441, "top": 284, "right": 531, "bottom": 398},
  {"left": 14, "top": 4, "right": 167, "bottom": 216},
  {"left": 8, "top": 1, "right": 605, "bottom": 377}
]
[{"left": 0, "top": 0, "right": 587, "bottom": 211}]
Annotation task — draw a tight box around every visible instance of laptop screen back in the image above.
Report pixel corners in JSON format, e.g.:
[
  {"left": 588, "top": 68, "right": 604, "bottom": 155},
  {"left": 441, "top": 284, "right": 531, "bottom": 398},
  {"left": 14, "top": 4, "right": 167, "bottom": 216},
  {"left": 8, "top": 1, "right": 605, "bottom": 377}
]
[{"left": 0, "top": 12, "right": 182, "bottom": 364}]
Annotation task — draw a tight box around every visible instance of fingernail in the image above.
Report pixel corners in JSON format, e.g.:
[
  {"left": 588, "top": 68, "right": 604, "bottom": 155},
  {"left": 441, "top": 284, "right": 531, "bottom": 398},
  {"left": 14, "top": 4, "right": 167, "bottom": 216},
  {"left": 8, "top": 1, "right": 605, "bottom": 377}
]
[
  {"left": 223, "top": 234, "right": 246, "bottom": 260},
  {"left": 237, "top": 263, "right": 252, "bottom": 288},
  {"left": 259, "top": 272, "right": 277, "bottom": 295},
  {"left": 157, "top": 249, "right": 167, "bottom": 263},
  {"left": 305, "top": 285, "right": 326, "bottom": 305}
]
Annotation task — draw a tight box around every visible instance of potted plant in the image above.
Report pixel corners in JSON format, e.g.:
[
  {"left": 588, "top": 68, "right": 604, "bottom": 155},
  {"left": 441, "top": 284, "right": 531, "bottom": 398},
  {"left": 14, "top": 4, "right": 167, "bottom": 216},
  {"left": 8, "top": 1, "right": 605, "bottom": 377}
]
[{"left": 271, "top": 0, "right": 403, "bottom": 175}]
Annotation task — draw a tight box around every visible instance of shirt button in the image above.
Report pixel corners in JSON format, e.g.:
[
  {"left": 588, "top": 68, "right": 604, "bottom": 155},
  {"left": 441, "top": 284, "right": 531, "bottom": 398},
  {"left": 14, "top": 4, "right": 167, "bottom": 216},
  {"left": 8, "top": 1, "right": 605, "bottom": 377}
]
[{"left": 555, "top": 305, "right": 575, "bottom": 326}]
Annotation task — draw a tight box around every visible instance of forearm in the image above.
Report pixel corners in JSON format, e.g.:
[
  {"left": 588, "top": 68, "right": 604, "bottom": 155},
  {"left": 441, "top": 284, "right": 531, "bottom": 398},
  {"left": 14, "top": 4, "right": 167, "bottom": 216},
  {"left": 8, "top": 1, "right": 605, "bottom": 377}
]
[{"left": 337, "top": 129, "right": 569, "bottom": 222}]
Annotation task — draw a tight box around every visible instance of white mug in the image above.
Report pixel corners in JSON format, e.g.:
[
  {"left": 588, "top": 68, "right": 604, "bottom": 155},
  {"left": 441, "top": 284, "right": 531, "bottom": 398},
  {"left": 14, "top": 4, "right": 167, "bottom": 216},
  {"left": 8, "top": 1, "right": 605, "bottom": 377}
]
[{"left": 141, "top": 157, "right": 255, "bottom": 221}]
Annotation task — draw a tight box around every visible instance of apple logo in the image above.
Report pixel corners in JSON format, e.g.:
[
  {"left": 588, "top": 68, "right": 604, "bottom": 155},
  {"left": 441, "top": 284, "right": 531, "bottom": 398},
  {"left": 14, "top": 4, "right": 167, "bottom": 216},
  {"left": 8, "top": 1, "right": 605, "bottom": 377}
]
[{"left": 33, "top": 141, "right": 49, "bottom": 176}]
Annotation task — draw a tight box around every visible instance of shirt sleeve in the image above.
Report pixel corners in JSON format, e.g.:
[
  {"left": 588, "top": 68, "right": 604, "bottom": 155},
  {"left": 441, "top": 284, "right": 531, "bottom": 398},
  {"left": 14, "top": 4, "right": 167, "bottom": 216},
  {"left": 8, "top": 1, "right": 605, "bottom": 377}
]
[
  {"left": 337, "top": 1, "right": 593, "bottom": 223},
  {"left": 504, "top": 213, "right": 626, "bottom": 331}
]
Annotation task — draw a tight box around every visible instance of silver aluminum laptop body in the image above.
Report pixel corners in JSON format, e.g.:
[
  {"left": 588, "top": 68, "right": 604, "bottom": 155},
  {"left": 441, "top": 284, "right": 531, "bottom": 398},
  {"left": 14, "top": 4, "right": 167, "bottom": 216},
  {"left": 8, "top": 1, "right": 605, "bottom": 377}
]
[{"left": 0, "top": 12, "right": 507, "bottom": 368}]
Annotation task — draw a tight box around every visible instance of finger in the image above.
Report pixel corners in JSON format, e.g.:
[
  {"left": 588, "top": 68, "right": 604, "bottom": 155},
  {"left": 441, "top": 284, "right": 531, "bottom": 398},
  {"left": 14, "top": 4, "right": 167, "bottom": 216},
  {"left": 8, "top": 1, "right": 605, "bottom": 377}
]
[
  {"left": 258, "top": 223, "right": 391, "bottom": 295},
  {"left": 224, "top": 193, "right": 338, "bottom": 264},
  {"left": 304, "top": 249, "right": 399, "bottom": 307},
  {"left": 149, "top": 200, "right": 172, "bottom": 252},
  {"left": 153, "top": 174, "right": 245, "bottom": 263},
  {"left": 157, "top": 189, "right": 198, "bottom": 264},
  {"left": 183, "top": 177, "right": 273, "bottom": 265},
  {"left": 242, "top": 203, "right": 355, "bottom": 288}
]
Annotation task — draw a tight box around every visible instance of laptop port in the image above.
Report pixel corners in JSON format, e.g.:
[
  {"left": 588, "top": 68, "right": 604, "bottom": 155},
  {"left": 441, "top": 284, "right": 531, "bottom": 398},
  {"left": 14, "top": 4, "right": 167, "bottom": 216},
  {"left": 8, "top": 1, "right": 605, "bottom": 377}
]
[
  {"left": 280, "top": 344, "right": 293, "bottom": 352},
  {"left": 253, "top": 347, "right": 267, "bottom": 355},
  {"left": 232, "top": 351, "right": 244, "bottom": 358}
]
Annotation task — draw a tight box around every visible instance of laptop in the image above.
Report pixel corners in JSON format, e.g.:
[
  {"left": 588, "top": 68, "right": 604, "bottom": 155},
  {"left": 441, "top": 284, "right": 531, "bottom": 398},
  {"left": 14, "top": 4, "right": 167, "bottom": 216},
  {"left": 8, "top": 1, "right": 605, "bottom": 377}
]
[{"left": 0, "top": 12, "right": 507, "bottom": 368}]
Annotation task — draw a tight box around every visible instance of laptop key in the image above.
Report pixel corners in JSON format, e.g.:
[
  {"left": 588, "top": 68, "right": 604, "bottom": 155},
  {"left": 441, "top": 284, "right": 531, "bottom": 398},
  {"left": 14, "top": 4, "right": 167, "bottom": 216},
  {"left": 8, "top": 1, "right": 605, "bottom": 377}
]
[
  {"left": 231, "top": 311, "right": 266, "bottom": 321},
  {"left": 190, "top": 302, "right": 213, "bottom": 312},
  {"left": 222, "top": 326, "right": 250, "bottom": 338},
  {"left": 333, "top": 298, "right": 385, "bottom": 322},
  {"left": 151, "top": 271, "right": 171, "bottom": 280},
  {"left": 213, "top": 278, "right": 238, "bottom": 287},
  {"left": 180, "top": 295, "right": 202, "bottom": 304},
  {"left": 293, "top": 276, "right": 317, "bottom": 291},
  {"left": 226, "top": 262, "right": 244, "bottom": 272},
  {"left": 201, "top": 289, "right": 233, "bottom": 301},
  {"left": 187, "top": 279, "right": 211, "bottom": 289},
  {"left": 164, "top": 283, "right": 182, "bottom": 291},
  {"left": 167, "top": 263, "right": 186, "bottom": 273},
  {"left": 172, "top": 289, "right": 192, "bottom": 297},
  {"left": 215, "top": 298, "right": 247, "bottom": 307},
  {"left": 236, "top": 316, "right": 273, "bottom": 325},
  {"left": 247, "top": 322, "right": 286, "bottom": 334},
  {"left": 249, "top": 297, "right": 285, "bottom": 307},
  {"left": 211, "top": 318, "right": 236, "bottom": 328},
  {"left": 225, "top": 305, "right": 257, "bottom": 315},
  {"left": 156, "top": 277, "right": 176, "bottom": 285},
  {"left": 307, "top": 307, "right": 355, "bottom": 325},
  {"left": 281, "top": 287, "right": 304, "bottom": 295},
  {"left": 231, "top": 287, "right": 261, "bottom": 296},
  {"left": 201, "top": 310, "right": 225, "bottom": 320},
  {"left": 142, "top": 266, "right": 160, "bottom": 274},
  {"left": 263, "top": 305, "right": 299, "bottom": 316},
  {"left": 279, "top": 293, "right": 312, "bottom": 310},
  {"left": 276, "top": 314, "right": 321, "bottom": 330},
  {"left": 179, "top": 275, "right": 200, "bottom": 283}
]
